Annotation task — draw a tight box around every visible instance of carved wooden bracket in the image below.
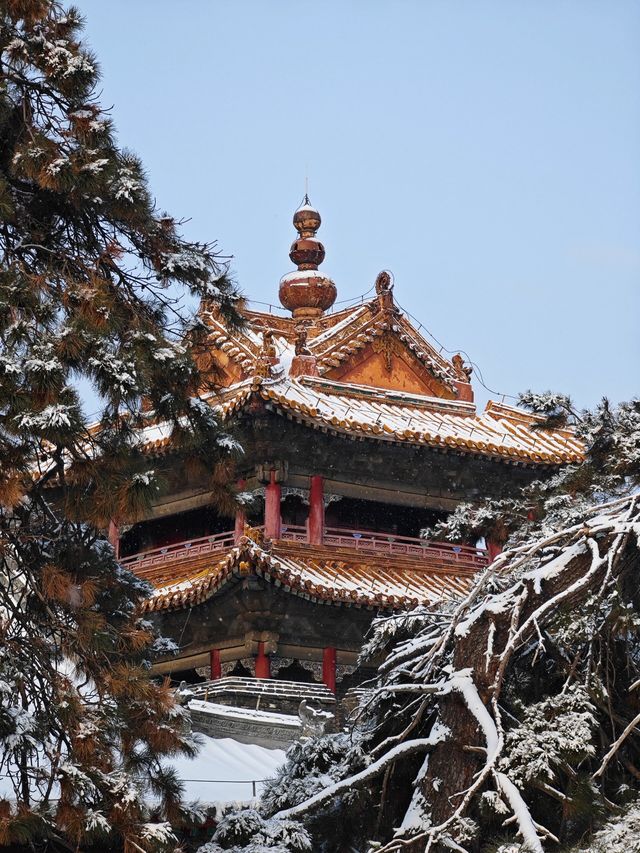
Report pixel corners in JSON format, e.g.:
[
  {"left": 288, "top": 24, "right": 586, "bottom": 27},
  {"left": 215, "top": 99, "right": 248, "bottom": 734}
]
[
  {"left": 298, "top": 658, "right": 324, "bottom": 682},
  {"left": 336, "top": 663, "right": 357, "bottom": 683},
  {"left": 256, "top": 461, "right": 288, "bottom": 484}
]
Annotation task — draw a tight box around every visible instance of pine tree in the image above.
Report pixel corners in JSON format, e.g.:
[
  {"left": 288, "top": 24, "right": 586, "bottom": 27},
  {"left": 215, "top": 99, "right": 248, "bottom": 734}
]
[
  {"left": 423, "top": 392, "right": 640, "bottom": 549},
  {"left": 0, "top": 2, "right": 242, "bottom": 849}
]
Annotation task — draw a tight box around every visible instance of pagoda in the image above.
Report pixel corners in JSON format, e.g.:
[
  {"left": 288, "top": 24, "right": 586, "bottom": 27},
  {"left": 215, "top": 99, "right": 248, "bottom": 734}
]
[{"left": 115, "top": 198, "right": 583, "bottom": 732}]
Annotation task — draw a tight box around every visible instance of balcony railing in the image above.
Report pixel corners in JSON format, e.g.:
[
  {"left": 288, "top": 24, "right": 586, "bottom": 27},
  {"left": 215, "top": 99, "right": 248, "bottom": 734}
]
[
  {"left": 280, "top": 524, "right": 488, "bottom": 572},
  {"left": 120, "top": 524, "right": 489, "bottom": 576},
  {"left": 119, "top": 528, "right": 238, "bottom": 574}
]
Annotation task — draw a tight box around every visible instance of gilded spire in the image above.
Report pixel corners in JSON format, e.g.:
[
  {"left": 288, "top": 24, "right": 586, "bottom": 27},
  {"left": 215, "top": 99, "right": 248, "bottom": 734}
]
[{"left": 278, "top": 198, "right": 337, "bottom": 318}]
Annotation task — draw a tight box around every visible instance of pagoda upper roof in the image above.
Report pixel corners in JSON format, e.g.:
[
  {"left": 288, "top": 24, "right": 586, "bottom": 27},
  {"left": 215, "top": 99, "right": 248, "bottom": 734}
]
[
  {"left": 141, "top": 378, "right": 582, "bottom": 466},
  {"left": 198, "top": 285, "right": 469, "bottom": 401},
  {"left": 172, "top": 269, "right": 582, "bottom": 467}
]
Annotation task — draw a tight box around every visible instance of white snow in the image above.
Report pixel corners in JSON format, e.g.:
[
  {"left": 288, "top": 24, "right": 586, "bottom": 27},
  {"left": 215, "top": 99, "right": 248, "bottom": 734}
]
[
  {"left": 111, "top": 167, "right": 143, "bottom": 203},
  {"left": 454, "top": 589, "right": 515, "bottom": 638},
  {"left": 167, "top": 734, "right": 285, "bottom": 803},
  {"left": 495, "top": 772, "right": 544, "bottom": 853},
  {"left": 189, "top": 700, "right": 301, "bottom": 729},
  {"left": 309, "top": 305, "right": 369, "bottom": 347},
  {"left": 275, "top": 726, "right": 448, "bottom": 821},
  {"left": 17, "top": 404, "right": 73, "bottom": 430},
  {"left": 449, "top": 669, "right": 499, "bottom": 758},
  {"left": 275, "top": 337, "right": 296, "bottom": 374},
  {"left": 279, "top": 270, "right": 331, "bottom": 284},
  {"left": 522, "top": 541, "right": 588, "bottom": 594},
  {"left": 450, "top": 670, "right": 544, "bottom": 852},
  {"left": 395, "top": 754, "right": 431, "bottom": 835}
]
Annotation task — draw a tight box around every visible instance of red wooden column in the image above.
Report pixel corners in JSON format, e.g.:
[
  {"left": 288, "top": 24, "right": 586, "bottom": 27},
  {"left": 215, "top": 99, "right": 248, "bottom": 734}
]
[
  {"left": 108, "top": 519, "right": 120, "bottom": 560},
  {"left": 487, "top": 539, "right": 503, "bottom": 562},
  {"left": 308, "top": 475, "right": 325, "bottom": 545},
  {"left": 264, "top": 470, "right": 282, "bottom": 540},
  {"left": 323, "top": 647, "right": 337, "bottom": 693},
  {"left": 234, "top": 478, "right": 247, "bottom": 544},
  {"left": 255, "top": 642, "right": 271, "bottom": 679},
  {"left": 210, "top": 649, "right": 222, "bottom": 680}
]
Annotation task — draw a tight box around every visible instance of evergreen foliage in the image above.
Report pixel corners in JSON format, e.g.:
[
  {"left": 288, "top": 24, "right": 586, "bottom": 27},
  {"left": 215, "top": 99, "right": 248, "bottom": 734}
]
[
  {"left": 0, "top": 1, "right": 241, "bottom": 849},
  {"left": 423, "top": 393, "right": 640, "bottom": 548}
]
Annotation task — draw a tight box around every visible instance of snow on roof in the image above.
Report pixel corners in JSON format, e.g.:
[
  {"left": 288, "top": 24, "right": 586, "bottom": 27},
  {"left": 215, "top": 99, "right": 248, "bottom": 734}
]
[
  {"left": 303, "top": 303, "right": 370, "bottom": 347},
  {"left": 0, "top": 736, "right": 284, "bottom": 807},
  {"left": 274, "top": 335, "right": 296, "bottom": 375},
  {"left": 140, "top": 537, "right": 476, "bottom": 613},
  {"left": 137, "top": 372, "right": 582, "bottom": 466},
  {"left": 252, "top": 376, "right": 583, "bottom": 465},
  {"left": 189, "top": 699, "right": 301, "bottom": 728},
  {"left": 211, "top": 295, "right": 459, "bottom": 384},
  {"left": 134, "top": 295, "right": 584, "bottom": 467},
  {"left": 279, "top": 270, "right": 331, "bottom": 284}
]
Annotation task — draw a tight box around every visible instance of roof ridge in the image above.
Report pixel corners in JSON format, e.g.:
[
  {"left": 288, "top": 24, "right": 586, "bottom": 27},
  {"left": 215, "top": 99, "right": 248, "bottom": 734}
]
[{"left": 296, "top": 375, "right": 476, "bottom": 413}]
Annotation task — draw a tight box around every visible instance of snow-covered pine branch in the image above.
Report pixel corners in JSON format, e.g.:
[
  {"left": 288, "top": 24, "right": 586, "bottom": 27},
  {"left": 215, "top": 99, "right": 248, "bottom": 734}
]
[{"left": 203, "top": 494, "right": 640, "bottom": 852}]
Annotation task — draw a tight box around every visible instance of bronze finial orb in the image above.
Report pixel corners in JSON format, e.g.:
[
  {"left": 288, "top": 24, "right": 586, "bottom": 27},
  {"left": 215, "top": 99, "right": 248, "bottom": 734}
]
[
  {"left": 289, "top": 237, "right": 325, "bottom": 269},
  {"left": 279, "top": 271, "right": 337, "bottom": 318},
  {"left": 278, "top": 197, "right": 336, "bottom": 317},
  {"left": 293, "top": 205, "right": 321, "bottom": 236}
]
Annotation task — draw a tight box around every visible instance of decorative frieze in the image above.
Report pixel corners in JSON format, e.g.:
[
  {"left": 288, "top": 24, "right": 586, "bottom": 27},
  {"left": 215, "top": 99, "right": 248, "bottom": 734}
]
[
  {"left": 298, "top": 658, "right": 324, "bottom": 682},
  {"left": 336, "top": 663, "right": 357, "bottom": 683},
  {"left": 270, "top": 657, "right": 295, "bottom": 677}
]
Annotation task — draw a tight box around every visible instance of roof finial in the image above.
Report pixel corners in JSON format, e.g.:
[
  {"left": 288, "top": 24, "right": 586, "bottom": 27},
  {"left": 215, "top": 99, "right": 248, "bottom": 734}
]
[{"left": 278, "top": 197, "right": 337, "bottom": 319}]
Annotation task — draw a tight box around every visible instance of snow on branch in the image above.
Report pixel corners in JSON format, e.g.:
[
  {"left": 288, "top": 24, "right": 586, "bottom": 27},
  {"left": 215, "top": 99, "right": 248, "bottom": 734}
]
[{"left": 273, "top": 726, "right": 449, "bottom": 822}]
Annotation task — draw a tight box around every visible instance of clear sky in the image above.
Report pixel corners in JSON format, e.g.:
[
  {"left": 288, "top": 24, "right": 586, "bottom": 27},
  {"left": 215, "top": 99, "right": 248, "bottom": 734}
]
[{"left": 76, "top": 0, "right": 639, "bottom": 410}]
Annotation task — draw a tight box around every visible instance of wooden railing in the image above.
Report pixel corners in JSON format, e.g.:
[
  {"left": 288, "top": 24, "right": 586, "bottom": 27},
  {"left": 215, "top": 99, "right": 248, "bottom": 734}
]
[
  {"left": 121, "top": 524, "right": 488, "bottom": 575},
  {"left": 280, "top": 524, "right": 488, "bottom": 572},
  {"left": 191, "top": 677, "right": 336, "bottom": 704},
  {"left": 278, "top": 524, "right": 308, "bottom": 543},
  {"left": 119, "top": 528, "right": 240, "bottom": 573}
]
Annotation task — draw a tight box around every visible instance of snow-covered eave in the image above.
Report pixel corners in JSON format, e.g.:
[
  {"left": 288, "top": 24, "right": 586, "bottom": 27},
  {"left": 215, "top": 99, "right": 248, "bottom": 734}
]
[
  {"left": 81, "top": 372, "right": 582, "bottom": 469},
  {"left": 140, "top": 537, "right": 469, "bottom": 614},
  {"left": 311, "top": 305, "right": 461, "bottom": 388},
  {"left": 250, "top": 379, "right": 583, "bottom": 467},
  {"left": 188, "top": 699, "right": 301, "bottom": 729}
]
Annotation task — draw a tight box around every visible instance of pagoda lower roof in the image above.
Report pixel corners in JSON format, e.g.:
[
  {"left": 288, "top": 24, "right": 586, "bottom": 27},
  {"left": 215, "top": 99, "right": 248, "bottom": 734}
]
[
  {"left": 139, "top": 536, "right": 474, "bottom": 614},
  {"left": 140, "top": 374, "right": 584, "bottom": 466}
]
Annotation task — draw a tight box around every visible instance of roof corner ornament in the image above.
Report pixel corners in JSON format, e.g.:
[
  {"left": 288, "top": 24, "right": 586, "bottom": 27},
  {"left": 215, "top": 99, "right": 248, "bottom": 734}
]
[
  {"left": 452, "top": 353, "right": 473, "bottom": 381},
  {"left": 254, "top": 327, "right": 279, "bottom": 378},
  {"left": 372, "top": 331, "right": 401, "bottom": 372},
  {"left": 290, "top": 321, "right": 319, "bottom": 378},
  {"left": 294, "top": 322, "right": 311, "bottom": 356},
  {"left": 375, "top": 270, "right": 396, "bottom": 313},
  {"left": 298, "top": 699, "right": 334, "bottom": 737},
  {"left": 242, "top": 522, "right": 265, "bottom": 547}
]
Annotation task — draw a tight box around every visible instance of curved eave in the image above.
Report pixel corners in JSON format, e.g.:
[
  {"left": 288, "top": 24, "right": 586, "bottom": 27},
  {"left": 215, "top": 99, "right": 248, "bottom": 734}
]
[
  {"left": 140, "top": 542, "right": 472, "bottom": 614},
  {"left": 256, "top": 389, "right": 584, "bottom": 467}
]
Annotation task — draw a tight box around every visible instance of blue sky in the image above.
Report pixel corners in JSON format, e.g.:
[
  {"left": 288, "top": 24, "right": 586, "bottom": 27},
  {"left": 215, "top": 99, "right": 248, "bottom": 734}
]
[{"left": 77, "top": 0, "right": 639, "bottom": 410}]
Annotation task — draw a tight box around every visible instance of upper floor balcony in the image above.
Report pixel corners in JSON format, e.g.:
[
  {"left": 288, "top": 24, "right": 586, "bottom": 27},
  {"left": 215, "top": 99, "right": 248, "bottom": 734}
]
[{"left": 119, "top": 522, "right": 489, "bottom": 582}]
